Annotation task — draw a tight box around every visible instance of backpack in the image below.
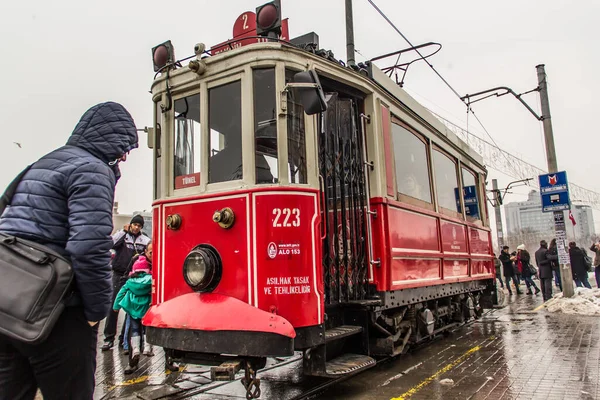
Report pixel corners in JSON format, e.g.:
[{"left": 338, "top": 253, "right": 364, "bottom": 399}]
[{"left": 581, "top": 248, "right": 593, "bottom": 272}]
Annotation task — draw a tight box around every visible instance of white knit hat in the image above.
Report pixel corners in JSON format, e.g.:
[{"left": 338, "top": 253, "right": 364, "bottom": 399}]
[{"left": 516, "top": 244, "right": 526, "bottom": 250}]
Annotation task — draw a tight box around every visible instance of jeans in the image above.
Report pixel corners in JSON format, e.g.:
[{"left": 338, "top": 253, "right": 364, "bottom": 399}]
[
  {"left": 505, "top": 275, "right": 520, "bottom": 293},
  {"left": 123, "top": 315, "right": 131, "bottom": 350},
  {"left": 553, "top": 269, "right": 562, "bottom": 291},
  {"left": 575, "top": 277, "right": 592, "bottom": 289},
  {"left": 103, "top": 272, "right": 126, "bottom": 342},
  {"left": 496, "top": 275, "right": 504, "bottom": 288},
  {"left": 0, "top": 307, "right": 98, "bottom": 400},
  {"left": 595, "top": 266, "right": 600, "bottom": 288},
  {"left": 523, "top": 275, "right": 539, "bottom": 292}
]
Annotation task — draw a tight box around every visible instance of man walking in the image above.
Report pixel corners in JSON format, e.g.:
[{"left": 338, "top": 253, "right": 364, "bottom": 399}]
[
  {"left": 101, "top": 215, "right": 150, "bottom": 351},
  {"left": 535, "top": 240, "right": 555, "bottom": 301},
  {"left": 499, "top": 246, "right": 521, "bottom": 295},
  {"left": 0, "top": 102, "right": 138, "bottom": 400}
]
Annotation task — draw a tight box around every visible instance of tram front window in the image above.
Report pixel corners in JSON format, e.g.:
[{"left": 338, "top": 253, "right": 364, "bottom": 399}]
[
  {"left": 209, "top": 80, "right": 242, "bottom": 183},
  {"left": 174, "top": 94, "right": 200, "bottom": 190},
  {"left": 254, "top": 68, "right": 277, "bottom": 184},
  {"left": 285, "top": 69, "right": 307, "bottom": 184}
]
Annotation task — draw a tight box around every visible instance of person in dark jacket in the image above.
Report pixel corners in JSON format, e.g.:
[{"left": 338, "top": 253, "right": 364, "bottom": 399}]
[
  {"left": 569, "top": 242, "right": 592, "bottom": 288},
  {"left": 0, "top": 102, "right": 138, "bottom": 400},
  {"left": 494, "top": 253, "right": 503, "bottom": 288},
  {"left": 499, "top": 246, "right": 521, "bottom": 295},
  {"left": 548, "top": 239, "right": 562, "bottom": 291},
  {"left": 535, "top": 240, "right": 556, "bottom": 301},
  {"left": 516, "top": 244, "right": 540, "bottom": 295},
  {"left": 101, "top": 215, "right": 150, "bottom": 351},
  {"left": 590, "top": 242, "right": 600, "bottom": 288}
]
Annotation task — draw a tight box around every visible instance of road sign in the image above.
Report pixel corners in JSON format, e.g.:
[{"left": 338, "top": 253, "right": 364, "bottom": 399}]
[
  {"left": 539, "top": 171, "right": 570, "bottom": 212},
  {"left": 455, "top": 185, "right": 479, "bottom": 219}
]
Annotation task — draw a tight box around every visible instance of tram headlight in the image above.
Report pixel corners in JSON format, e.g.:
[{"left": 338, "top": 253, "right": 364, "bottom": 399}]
[{"left": 183, "top": 245, "right": 222, "bottom": 292}]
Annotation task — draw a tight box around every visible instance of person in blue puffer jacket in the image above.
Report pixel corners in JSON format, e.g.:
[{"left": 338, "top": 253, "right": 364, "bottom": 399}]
[{"left": 0, "top": 101, "right": 138, "bottom": 400}]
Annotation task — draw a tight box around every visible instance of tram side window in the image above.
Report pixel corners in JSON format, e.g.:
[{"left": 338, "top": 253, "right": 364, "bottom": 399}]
[
  {"left": 285, "top": 69, "right": 307, "bottom": 184},
  {"left": 209, "top": 81, "right": 242, "bottom": 183},
  {"left": 154, "top": 101, "right": 162, "bottom": 199},
  {"left": 173, "top": 94, "right": 201, "bottom": 190},
  {"left": 390, "top": 122, "right": 432, "bottom": 204},
  {"left": 461, "top": 167, "right": 481, "bottom": 223},
  {"left": 254, "top": 68, "right": 277, "bottom": 184},
  {"left": 432, "top": 149, "right": 461, "bottom": 216}
]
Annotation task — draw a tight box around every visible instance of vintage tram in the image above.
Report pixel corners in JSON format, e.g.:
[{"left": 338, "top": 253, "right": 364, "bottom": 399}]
[{"left": 143, "top": 2, "right": 496, "bottom": 398}]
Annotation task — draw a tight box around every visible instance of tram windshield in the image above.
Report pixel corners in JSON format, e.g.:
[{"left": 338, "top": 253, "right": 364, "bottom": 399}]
[{"left": 209, "top": 80, "right": 243, "bottom": 183}]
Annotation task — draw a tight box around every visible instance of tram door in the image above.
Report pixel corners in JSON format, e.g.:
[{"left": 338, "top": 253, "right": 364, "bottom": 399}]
[{"left": 319, "top": 93, "right": 369, "bottom": 305}]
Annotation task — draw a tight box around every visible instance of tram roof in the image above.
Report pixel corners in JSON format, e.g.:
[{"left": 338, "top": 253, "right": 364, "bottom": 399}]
[{"left": 152, "top": 41, "right": 486, "bottom": 172}]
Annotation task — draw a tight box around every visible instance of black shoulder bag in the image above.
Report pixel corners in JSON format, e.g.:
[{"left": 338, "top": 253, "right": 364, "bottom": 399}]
[{"left": 0, "top": 166, "right": 74, "bottom": 344}]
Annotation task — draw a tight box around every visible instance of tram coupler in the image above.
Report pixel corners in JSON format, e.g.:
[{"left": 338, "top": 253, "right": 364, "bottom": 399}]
[{"left": 211, "top": 360, "right": 242, "bottom": 381}]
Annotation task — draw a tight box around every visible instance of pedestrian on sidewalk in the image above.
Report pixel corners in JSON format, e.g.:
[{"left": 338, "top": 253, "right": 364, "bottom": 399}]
[
  {"left": 569, "top": 242, "right": 592, "bottom": 289},
  {"left": 101, "top": 215, "right": 151, "bottom": 351},
  {"left": 516, "top": 244, "right": 540, "bottom": 295},
  {"left": 548, "top": 239, "right": 562, "bottom": 291},
  {"left": 0, "top": 101, "right": 138, "bottom": 399},
  {"left": 494, "top": 252, "right": 504, "bottom": 289},
  {"left": 499, "top": 246, "right": 521, "bottom": 295},
  {"left": 589, "top": 242, "right": 600, "bottom": 288},
  {"left": 113, "top": 243, "right": 153, "bottom": 374},
  {"left": 535, "top": 240, "right": 555, "bottom": 301}
]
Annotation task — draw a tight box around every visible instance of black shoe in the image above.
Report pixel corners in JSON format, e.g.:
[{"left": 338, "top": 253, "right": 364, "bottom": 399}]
[
  {"left": 516, "top": 290, "right": 522, "bottom": 295},
  {"left": 101, "top": 341, "right": 114, "bottom": 351},
  {"left": 526, "top": 291, "right": 533, "bottom": 295},
  {"left": 124, "top": 364, "right": 138, "bottom": 375},
  {"left": 508, "top": 291, "right": 513, "bottom": 295},
  {"left": 534, "top": 288, "right": 540, "bottom": 295},
  {"left": 122, "top": 349, "right": 130, "bottom": 355}
]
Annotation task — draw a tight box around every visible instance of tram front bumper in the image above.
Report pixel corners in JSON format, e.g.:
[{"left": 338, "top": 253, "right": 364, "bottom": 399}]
[{"left": 143, "top": 293, "right": 296, "bottom": 357}]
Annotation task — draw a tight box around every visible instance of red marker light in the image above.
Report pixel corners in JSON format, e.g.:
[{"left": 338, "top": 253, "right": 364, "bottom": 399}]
[
  {"left": 255, "top": 1, "right": 281, "bottom": 37},
  {"left": 151, "top": 40, "right": 175, "bottom": 72},
  {"left": 257, "top": 4, "right": 278, "bottom": 30}
]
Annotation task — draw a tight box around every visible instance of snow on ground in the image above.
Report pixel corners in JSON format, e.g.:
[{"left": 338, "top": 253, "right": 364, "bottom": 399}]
[{"left": 546, "top": 288, "right": 600, "bottom": 316}]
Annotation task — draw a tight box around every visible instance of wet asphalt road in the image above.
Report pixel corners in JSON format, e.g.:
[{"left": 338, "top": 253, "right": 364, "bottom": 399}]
[{"left": 93, "top": 283, "right": 600, "bottom": 400}]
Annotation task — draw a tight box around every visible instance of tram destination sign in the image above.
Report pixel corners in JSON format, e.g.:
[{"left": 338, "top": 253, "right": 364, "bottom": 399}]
[{"left": 538, "top": 171, "right": 571, "bottom": 212}]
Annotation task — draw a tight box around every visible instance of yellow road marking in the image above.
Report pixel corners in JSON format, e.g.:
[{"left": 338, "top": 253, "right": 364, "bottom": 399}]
[
  {"left": 108, "top": 365, "right": 185, "bottom": 390},
  {"left": 390, "top": 345, "right": 481, "bottom": 400}
]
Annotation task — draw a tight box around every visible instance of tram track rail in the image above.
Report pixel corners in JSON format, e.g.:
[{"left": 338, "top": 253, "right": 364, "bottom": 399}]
[{"left": 151, "top": 312, "right": 489, "bottom": 400}]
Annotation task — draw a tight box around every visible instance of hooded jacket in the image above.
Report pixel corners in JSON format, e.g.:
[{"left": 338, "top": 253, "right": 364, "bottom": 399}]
[
  {"left": 113, "top": 272, "right": 152, "bottom": 320},
  {"left": 0, "top": 102, "right": 138, "bottom": 322}
]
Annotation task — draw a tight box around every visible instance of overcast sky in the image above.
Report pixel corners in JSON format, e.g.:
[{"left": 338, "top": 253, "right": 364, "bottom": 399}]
[{"left": 1, "top": 0, "right": 599, "bottom": 234}]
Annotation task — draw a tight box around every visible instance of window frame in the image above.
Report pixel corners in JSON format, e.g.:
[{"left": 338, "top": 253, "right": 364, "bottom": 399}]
[
  {"left": 431, "top": 146, "right": 463, "bottom": 219},
  {"left": 460, "top": 165, "right": 483, "bottom": 225},
  {"left": 390, "top": 117, "right": 435, "bottom": 212}
]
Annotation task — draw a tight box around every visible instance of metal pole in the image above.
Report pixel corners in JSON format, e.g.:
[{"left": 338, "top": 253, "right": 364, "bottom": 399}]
[
  {"left": 345, "top": 0, "right": 356, "bottom": 68},
  {"left": 492, "top": 179, "right": 504, "bottom": 249},
  {"left": 537, "top": 64, "right": 574, "bottom": 297}
]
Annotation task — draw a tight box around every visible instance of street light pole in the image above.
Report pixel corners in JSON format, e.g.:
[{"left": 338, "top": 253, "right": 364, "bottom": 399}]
[
  {"left": 492, "top": 179, "right": 504, "bottom": 249},
  {"left": 536, "top": 64, "right": 574, "bottom": 297}
]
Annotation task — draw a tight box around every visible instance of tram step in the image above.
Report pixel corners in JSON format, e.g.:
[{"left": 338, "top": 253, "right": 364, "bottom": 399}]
[
  {"left": 325, "top": 325, "right": 363, "bottom": 343},
  {"left": 325, "top": 353, "right": 376, "bottom": 376}
]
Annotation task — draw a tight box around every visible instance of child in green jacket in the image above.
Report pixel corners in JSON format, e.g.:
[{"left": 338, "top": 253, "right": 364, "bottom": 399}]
[{"left": 113, "top": 243, "right": 152, "bottom": 374}]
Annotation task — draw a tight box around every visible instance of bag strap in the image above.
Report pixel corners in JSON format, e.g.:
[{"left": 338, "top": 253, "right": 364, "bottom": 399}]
[{"left": 0, "top": 165, "right": 33, "bottom": 215}]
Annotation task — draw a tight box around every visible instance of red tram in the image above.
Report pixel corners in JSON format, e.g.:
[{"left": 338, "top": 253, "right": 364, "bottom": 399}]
[{"left": 143, "top": 2, "right": 496, "bottom": 397}]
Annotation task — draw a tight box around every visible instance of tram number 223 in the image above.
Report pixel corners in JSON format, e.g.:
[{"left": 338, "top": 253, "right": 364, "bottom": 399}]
[{"left": 272, "top": 208, "right": 300, "bottom": 228}]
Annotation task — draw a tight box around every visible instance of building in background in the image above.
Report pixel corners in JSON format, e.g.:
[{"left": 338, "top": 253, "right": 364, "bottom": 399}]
[
  {"left": 112, "top": 202, "right": 152, "bottom": 238},
  {"left": 504, "top": 190, "right": 595, "bottom": 250}
]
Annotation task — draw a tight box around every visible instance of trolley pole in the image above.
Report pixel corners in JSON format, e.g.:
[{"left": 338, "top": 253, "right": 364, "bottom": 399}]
[
  {"left": 536, "top": 64, "right": 574, "bottom": 297},
  {"left": 345, "top": 0, "right": 356, "bottom": 68},
  {"left": 492, "top": 179, "right": 504, "bottom": 249}
]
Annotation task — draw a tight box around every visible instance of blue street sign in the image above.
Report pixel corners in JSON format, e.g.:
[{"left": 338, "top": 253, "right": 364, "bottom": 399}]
[
  {"left": 455, "top": 185, "right": 480, "bottom": 219},
  {"left": 539, "top": 171, "right": 571, "bottom": 212}
]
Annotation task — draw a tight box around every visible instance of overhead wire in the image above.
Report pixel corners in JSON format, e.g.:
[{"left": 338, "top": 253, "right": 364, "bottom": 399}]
[{"left": 366, "top": 0, "right": 523, "bottom": 180}]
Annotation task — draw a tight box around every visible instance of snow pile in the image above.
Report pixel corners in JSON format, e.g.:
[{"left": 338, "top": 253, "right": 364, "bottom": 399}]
[
  {"left": 546, "top": 288, "right": 600, "bottom": 316},
  {"left": 439, "top": 378, "right": 454, "bottom": 385}
]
